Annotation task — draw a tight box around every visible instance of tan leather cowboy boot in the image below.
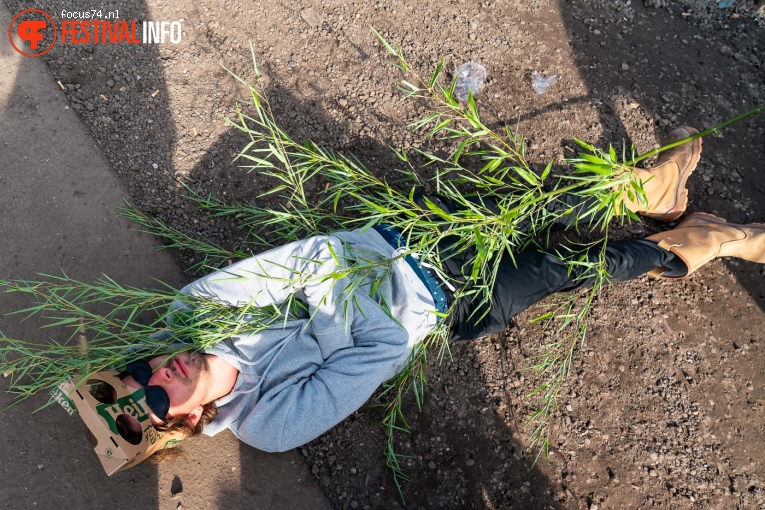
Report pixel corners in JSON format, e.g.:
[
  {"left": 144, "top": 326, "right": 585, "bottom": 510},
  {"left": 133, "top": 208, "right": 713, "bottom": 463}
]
[
  {"left": 621, "top": 126, "right": 702, "bottom": 222},
  {"left": 646, "top": 213, "right": 765, "bottom": 278}
]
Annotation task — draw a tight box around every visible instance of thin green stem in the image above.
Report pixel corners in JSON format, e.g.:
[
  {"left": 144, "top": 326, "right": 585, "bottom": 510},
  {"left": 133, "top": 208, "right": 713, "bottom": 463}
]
[{"left": 628, "top": 103, "right": 765, "bottom": 166}]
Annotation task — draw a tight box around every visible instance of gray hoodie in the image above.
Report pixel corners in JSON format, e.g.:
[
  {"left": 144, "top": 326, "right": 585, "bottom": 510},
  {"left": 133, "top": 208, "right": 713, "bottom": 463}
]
[{"left": 179, "top": 229, "right": 436, "bottom": 452}]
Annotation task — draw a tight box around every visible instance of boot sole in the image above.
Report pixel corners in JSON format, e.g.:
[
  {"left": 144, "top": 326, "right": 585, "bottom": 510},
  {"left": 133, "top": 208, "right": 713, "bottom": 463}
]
[{"left": 654, "top": 127, "right": 702, "bottom": 222}]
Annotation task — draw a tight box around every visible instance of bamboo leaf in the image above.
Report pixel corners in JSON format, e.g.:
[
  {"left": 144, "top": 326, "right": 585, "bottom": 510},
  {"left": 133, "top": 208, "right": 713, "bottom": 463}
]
[
  {"left": 577, "top": 153, "right": 609, "bottom": 165},
  {"left": 422, "top": 197, "right": 455, "bottom": 221},
  {"left": 572, "top": 137, "right": 595, "bottom": 151},
  {"left": 358, "top": 217, "right": 379, "bottom": 233},
  {"left": 467, "top": 89, "right": 478, "bottom": 118},
  {"left": 513, "top": 167, "right": 539, "bottom": 186},
  {"left": 452, "top": 139, "right": 472, "bottom": 163},
  {"left": 429, "top": 60, "right": 444, "bottom": 88},
  {"left": 371, "top": 26, "right": 397, "bottom": 56},
  {"left": 401, "top": 80, "right": 419, "bottom": 92},
  {"left": 470, "top": 227, "right": 487, "bottom": 281},
  {"left": 540, "top": 160, "right": 553, "bottom": 180},
  {"left": 571, "top": 163, "right": 613, "bottom": 175}
]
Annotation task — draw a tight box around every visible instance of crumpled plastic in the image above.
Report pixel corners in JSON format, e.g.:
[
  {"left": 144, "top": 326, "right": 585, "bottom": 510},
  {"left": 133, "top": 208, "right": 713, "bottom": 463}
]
[
  {"left": 531, "top": 71, "right": 557, "bottom": 95},
  {"left": 453, "top": 62, "right": 487, "bottom": 101}
]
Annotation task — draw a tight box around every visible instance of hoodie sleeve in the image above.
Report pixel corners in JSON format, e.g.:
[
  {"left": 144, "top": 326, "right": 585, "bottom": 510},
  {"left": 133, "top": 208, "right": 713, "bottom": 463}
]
[
  {"left": 230, "top": 292, "right": 411, "bottom": 452},
  {"left": 180, "top": 235, "right": 356, "bottom": 359}
]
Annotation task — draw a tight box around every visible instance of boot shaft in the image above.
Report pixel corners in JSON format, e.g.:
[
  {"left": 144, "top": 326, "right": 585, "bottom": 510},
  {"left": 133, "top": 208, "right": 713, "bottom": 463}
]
[{"left": 620, "top": 126, "right": 701, "bottom": 222}]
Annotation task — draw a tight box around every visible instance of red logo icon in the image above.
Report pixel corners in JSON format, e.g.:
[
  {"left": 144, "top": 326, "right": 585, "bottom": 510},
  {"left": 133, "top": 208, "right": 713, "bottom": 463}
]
[{"left": 8, "top": 9, "right": 57, "bottom": 57}]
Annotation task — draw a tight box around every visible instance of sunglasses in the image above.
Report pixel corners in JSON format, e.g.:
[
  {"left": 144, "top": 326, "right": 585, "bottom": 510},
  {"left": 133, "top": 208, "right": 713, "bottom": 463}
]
[{"left": 126, "top": 360, "right": 171, "bottom": 422}]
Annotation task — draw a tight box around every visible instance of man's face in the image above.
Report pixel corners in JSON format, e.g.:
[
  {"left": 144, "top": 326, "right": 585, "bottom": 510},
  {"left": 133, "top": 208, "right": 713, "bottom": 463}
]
[{"left": 123, "top": 351, "right": 212, "bottom": 426}]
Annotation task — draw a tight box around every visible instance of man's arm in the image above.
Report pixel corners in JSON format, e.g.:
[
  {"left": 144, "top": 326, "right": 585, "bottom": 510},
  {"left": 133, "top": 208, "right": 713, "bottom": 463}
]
[
  {"left": 231, "top": 292, "right": 411, "bottom": 452},
  {"left": 181, "top": 235, "right": 357, "bottom": 359}
]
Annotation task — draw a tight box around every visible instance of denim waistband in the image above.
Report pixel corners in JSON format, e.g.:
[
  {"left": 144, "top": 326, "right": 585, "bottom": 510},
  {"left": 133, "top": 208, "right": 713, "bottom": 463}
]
[{"left": 372, "top": 225, "right": 449, "bottom": 315}]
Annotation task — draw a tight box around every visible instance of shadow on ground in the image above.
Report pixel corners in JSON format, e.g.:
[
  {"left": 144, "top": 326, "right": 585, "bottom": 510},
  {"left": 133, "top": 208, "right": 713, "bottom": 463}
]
[{"left": 557, "top": 0, "right": 765, "bottom": 309}]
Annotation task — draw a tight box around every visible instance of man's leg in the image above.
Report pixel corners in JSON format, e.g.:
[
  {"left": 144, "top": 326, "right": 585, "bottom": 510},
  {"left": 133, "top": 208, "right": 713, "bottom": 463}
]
[
  {"left": 448, "top": 213, "right": 765, "bottom": 342},
  {"left": 447, "top": 239, "right": 681, "bottom": 342},
  {"left": 419, "top": 188, "right": 604, "bottom": 234},
  {"left": 420, "top": 126, "right": 702, "bottom": 234}
]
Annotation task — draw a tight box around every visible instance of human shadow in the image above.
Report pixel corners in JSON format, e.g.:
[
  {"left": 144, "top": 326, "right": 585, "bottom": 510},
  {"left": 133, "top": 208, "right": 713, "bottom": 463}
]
[{"left": 179, "top": 61, "right": 563, "bottom": 508}]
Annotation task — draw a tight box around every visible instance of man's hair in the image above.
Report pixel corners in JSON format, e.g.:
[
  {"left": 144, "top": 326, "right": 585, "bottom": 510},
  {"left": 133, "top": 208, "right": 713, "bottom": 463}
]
[
  {"left": 156, "top": 401, "right": 218, "bottom": 437},
  {"left": 145, "top": 401, "right": 218, "bottom": 463}
]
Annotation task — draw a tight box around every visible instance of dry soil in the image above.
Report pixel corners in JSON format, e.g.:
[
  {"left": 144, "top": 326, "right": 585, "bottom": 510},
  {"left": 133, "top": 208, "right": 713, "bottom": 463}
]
[{"left": 4, "top": 0, "right": 765, "bottom": 508}]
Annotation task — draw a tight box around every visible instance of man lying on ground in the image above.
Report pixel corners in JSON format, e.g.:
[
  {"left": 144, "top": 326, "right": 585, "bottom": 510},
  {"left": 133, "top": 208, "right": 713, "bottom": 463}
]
[{"left": 120, "top": 127, "right": 763, "bottom": 454}]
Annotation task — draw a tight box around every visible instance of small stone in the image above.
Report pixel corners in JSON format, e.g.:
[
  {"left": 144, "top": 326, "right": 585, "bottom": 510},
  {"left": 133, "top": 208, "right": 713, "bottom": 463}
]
[
  {"left": 300, "top": 7, "right": 323, "bottom": 27},
  {"left": 620, "top": 62, "right": 629, "bottom": 71},
  {"left": 466, "top": 458, "right": 475, "bottom": 466},
  {"left": 649, "top": 469, "right": 658, "bottom": 477},
  {"left": 152, "top": 163, "right": 159, "bottom": 169},
  {"left": 107, "top": 79, "right": 115, "bottom": 88},
  {"left": 428, "top": 460, "right": 436, "bottom": 469},
  {"left": 170, "top": 475, "right": 183, "bottom": 495},
  {"left": 350, "top": 501, "right": 359, "bottom": 509}
]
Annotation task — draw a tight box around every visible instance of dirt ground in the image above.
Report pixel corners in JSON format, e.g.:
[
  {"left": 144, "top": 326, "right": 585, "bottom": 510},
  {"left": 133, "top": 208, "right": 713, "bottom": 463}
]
[{"left": 5, "top": 0, "right": 765, "bottom": 508}]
